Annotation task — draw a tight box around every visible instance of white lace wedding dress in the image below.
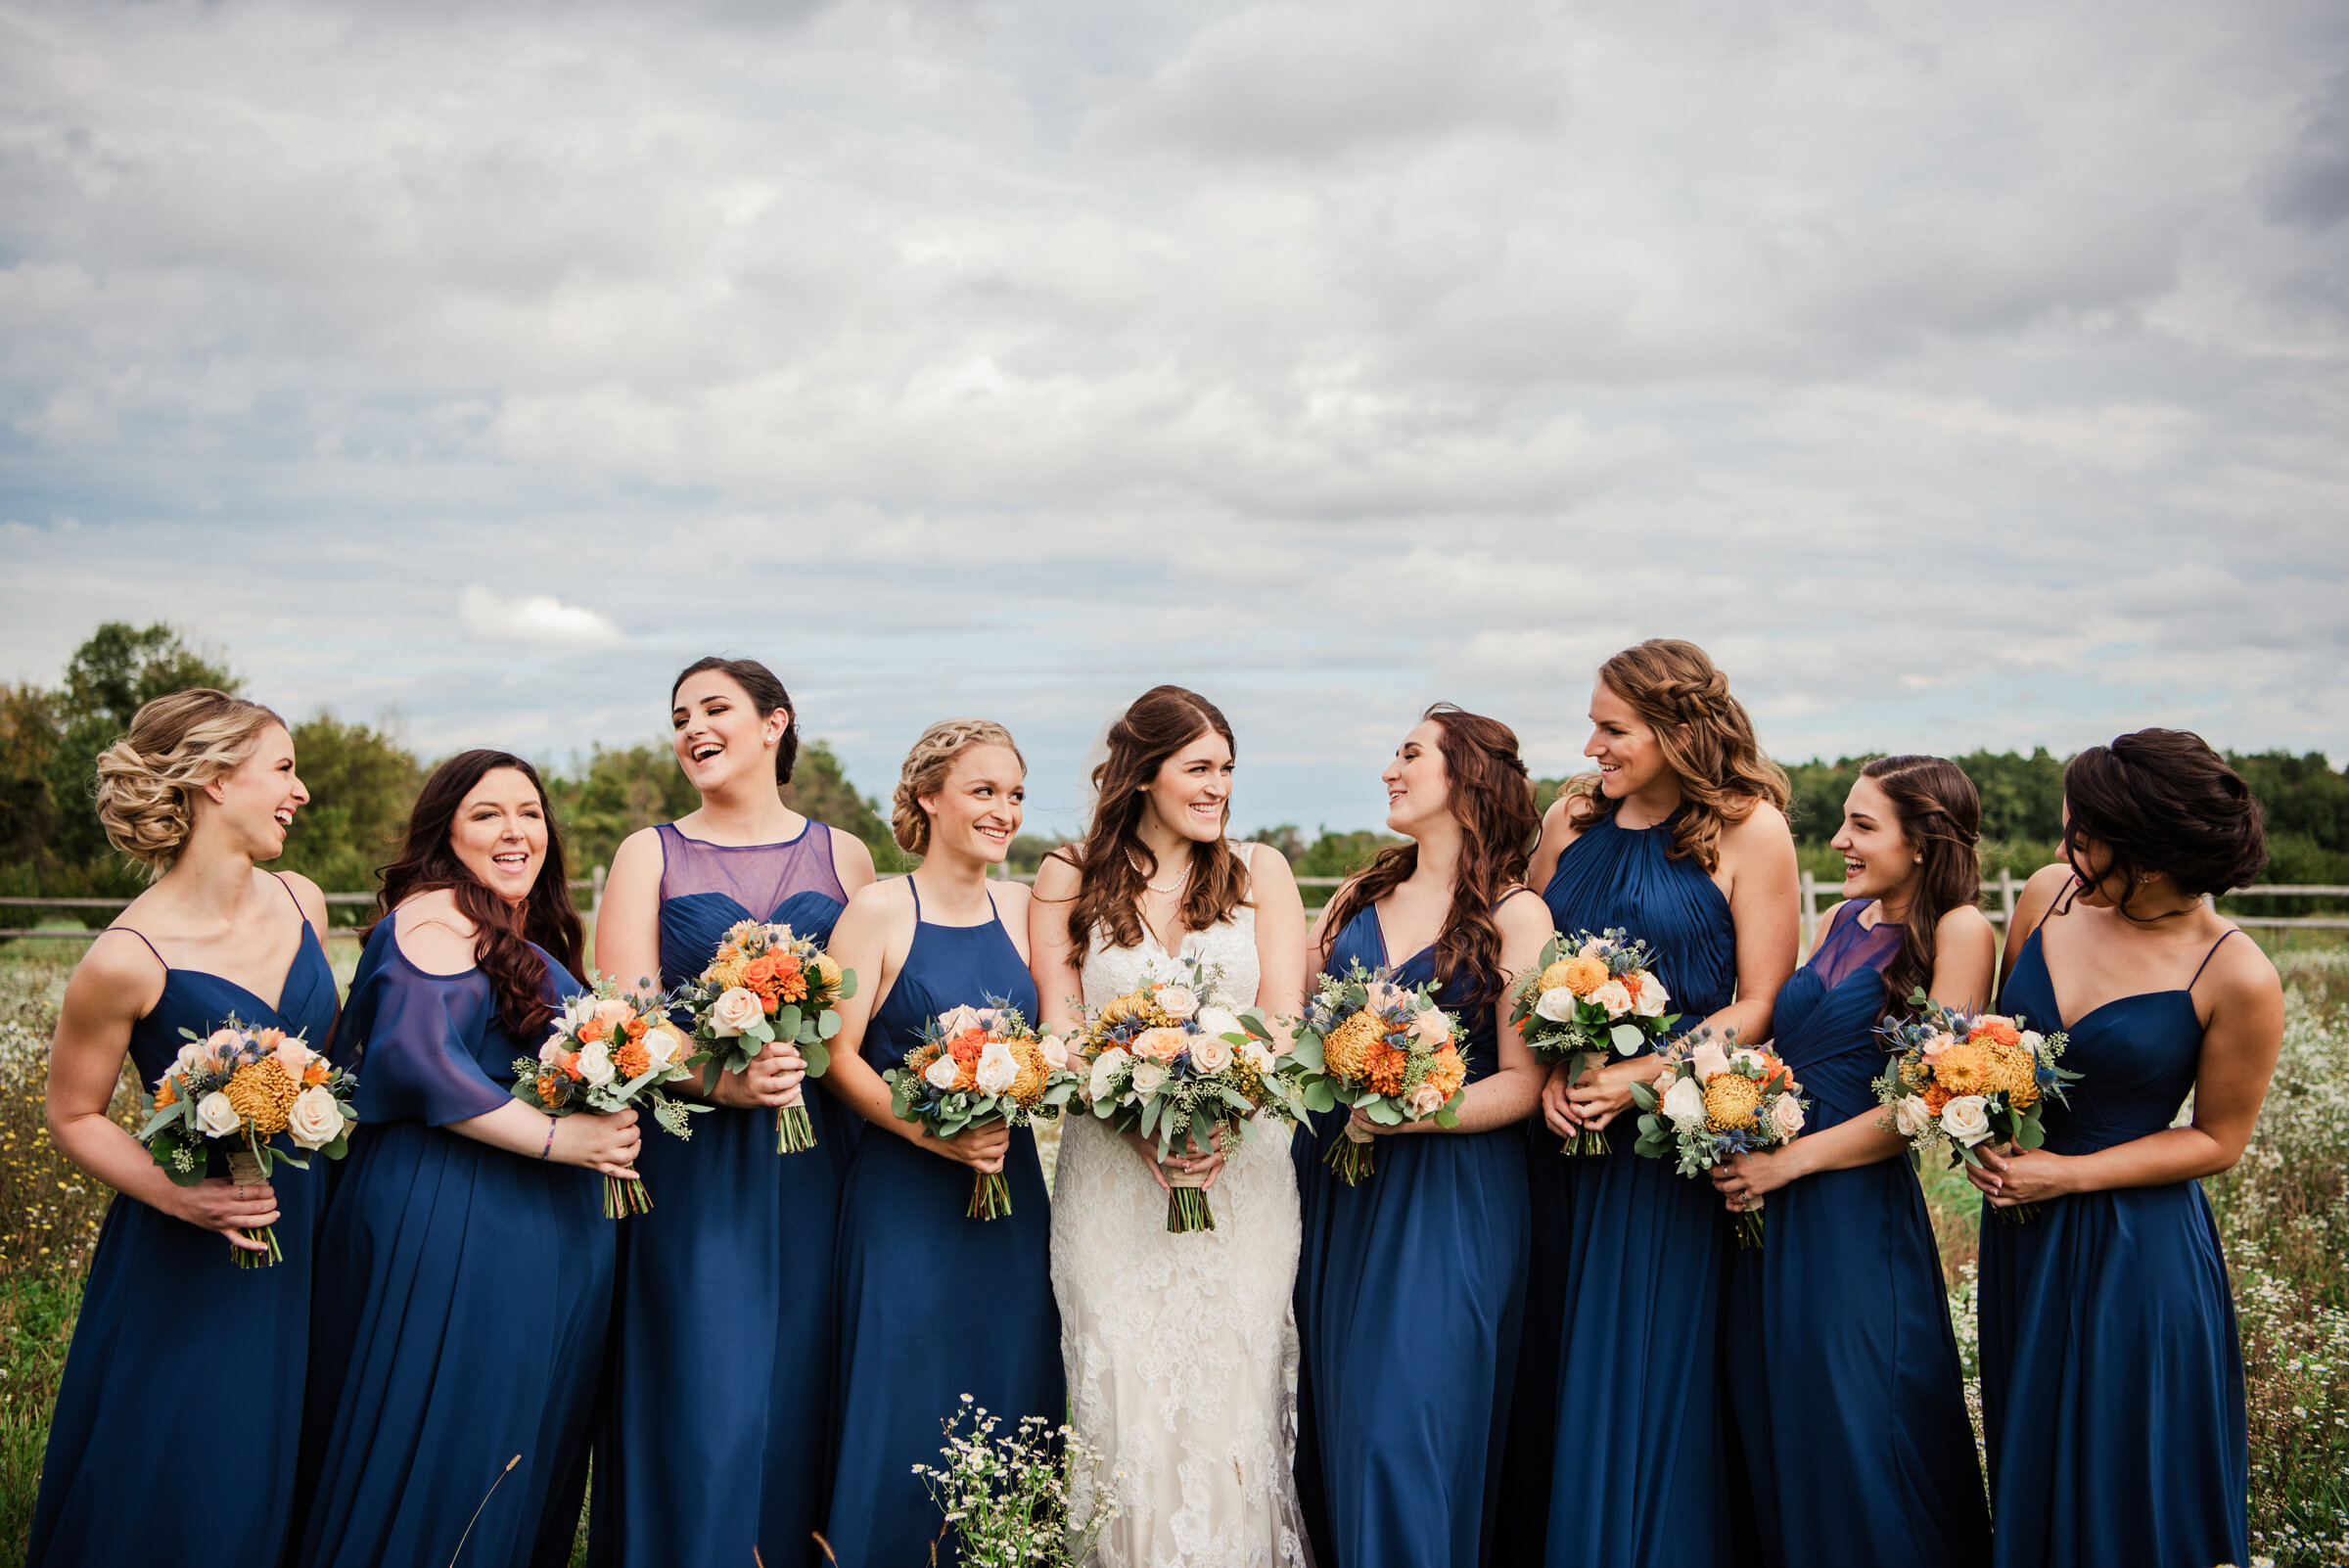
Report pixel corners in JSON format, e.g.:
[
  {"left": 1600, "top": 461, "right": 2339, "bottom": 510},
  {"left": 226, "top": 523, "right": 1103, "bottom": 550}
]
[{"left": 1050, "top": 844, "right": 1312, "bottom": 1568}]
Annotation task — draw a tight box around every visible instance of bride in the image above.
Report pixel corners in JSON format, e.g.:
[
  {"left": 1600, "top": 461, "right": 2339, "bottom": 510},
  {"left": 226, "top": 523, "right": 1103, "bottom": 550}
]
[{"left": 1031, "top": 685, "right": 1312, "bottom": 1568}]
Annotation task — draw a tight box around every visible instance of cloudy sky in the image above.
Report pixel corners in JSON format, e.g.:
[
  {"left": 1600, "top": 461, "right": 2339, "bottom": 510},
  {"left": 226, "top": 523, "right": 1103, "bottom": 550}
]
[{"left": 2, "top": 0, "right": 2344, "bottom": 836}]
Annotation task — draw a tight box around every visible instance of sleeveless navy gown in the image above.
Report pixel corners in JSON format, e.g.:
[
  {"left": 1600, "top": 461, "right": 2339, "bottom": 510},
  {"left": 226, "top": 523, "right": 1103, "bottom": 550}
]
[
  {"left": 821, "top": 881, "right": 1062, "bottom": 1568},
  {"left": 1535, "top": 810, "right": 1741, "bottom": 1568},
  {"left": 291, "top": 913, "right": 612, "bottom": 1568},
  {"left": 1979, "top": 923, "right": 2249, "bottom": 1568},
  {"left": 1292, "top": 901, "right": 1533, "bottom": 1567},
  {"left": 1723, "top": 901, "right": 1989, "bottom": 1567},
  {"left": 27, "top": 885, "right": 337, "bottom": 1568},
  {"left": 591, "top": 821, "right": 849, "bottom": 1568}
]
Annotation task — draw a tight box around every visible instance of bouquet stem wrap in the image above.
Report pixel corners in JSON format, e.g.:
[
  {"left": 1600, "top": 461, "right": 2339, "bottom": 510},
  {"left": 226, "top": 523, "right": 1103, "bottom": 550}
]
[
  {"left": 223, "top": 1149, "right": 283, "bottom": 1269},
  {"left": 1163, "top": 1164, "right": 1216, "bottom": 1233},
  {"left": 1327, "top": 1118, "right": 1379, "bottom": 1187},
  {"left": 776, "top": 1100, "right": 815, "bottom": 1156},
  {"left": 1559, "top": 1052, "right": 1611, "bottom": 1157}
]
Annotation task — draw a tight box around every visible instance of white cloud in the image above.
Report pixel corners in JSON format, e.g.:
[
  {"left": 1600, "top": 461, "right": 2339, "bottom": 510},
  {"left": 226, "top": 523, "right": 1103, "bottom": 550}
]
[{"left": 456, "top": 586, "right": 624, "bottom": 649}]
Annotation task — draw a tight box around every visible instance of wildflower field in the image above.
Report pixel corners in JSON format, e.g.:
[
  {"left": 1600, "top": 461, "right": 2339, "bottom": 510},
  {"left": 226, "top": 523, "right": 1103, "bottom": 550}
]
[{"left": 0, "top": 940, "right": 2344, "bottom": 1563}]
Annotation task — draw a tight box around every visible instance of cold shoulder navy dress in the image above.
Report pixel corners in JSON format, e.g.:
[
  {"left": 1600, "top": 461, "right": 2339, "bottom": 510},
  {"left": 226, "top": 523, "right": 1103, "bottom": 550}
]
[
  {"left": 591, "top": 820, "right": 849, "bottom": 1568},
  {"left": 1292, "top": 899, "right": 1534, "bottom": 1568},
  {"left": 1723, "top": 901, "right": 1989, "bottom": 1568},
  {"left": 820, "top": 880, "right": 1062, "bottom": 1568},
  {"left": 291, "top": 913, "right": 611, "bottom": 1568},
  {"left": 27, "top": 880, "right": 337, "bottom": 1568},
  {"left": 1979, "top": 918, "right": 2249, "bottom": 1568}
]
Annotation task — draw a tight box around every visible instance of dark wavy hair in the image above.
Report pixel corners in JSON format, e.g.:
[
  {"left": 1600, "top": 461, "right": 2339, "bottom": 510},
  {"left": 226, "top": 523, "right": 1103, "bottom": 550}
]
[
  {"left": 1858, "top": 755, "right": 1983, "bottom": 1017},
  {"left": 671, "top": 656, "right": 800, "bottom": 785},
  {"left": 1318, "top": 705, "right": 1540, "bottom": 1011},
  {"left": 1051, "top": 686, "right": 1252, "bottom": 969},
  {"left": 368, "top": 750, "right": 585, "bottom": 1038},
  {"left": 2059, "top": 729, "right": 2267, "bottom": 922}
]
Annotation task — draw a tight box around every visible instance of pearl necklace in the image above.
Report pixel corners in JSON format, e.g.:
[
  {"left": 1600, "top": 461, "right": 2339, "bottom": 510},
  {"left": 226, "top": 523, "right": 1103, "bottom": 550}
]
[{"left": 1130, "top": 851, "right": 1188, "bottom": 896}]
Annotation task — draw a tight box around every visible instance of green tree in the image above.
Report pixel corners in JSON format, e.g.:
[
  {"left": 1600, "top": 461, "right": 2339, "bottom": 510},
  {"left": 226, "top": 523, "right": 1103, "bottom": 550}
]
[
  {"left": 277, "top": 715, "right": 423, "bottom": 893},
  {"left": 783, "top": 742, "right": 905, "bottom": 872}
]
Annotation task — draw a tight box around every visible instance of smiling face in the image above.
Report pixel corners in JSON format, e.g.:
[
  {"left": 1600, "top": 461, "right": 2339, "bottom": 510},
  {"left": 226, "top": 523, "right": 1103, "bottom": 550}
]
[
  {"left": 1141, "top": 726, "right": 1233, "bottom": 846},
  {"left": 1831, "top": 774, "right": 1922, "bottom": 908},
  {"left": 449, "top": 766, "right": 549, "bottom": 904},
  {"left": 1584, "top": 680, "right": 1669, "bottom": 799},
  {"left": 672, "top": 669, "right": 787, "bottom": 795},
  {"left": 921, "top": 743, "right": 1026, "bottom": 864},
  {"left": 202, "top": 722, "right": 306, "bottom": 861},
  {"left": 1382, "top": 718, "right": 1452, "bottom": 835}
]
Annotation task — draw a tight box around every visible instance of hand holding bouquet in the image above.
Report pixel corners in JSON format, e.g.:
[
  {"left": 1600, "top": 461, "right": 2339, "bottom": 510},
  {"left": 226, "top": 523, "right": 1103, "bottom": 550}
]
[
  {"left": 1509, "top": 928, "right": 1678, "bottom": 1155},
  {"left": 884, "top": 999, "right": 1083, "bottom": 1221},
  {"left": 1287, "top": 962, "right": 1466, "bottom": 1187},
  {"left": 1872, "top": 992, "right": 2076, "bottom": 1222},
  {"left": 138, "top": 1018, "right": 357, "bottom": 1268},
  {"left": 1074, "top": 956, "right": 1312, "bottom": 1233},
  {"left": 681, "top": 918, "right": 857, "bottom": 1154},
  {"left": 512, "top": 980, "right": 706, "bottom": 1217},
  {"left": 1627, "top": 1029, "right": 1807, "bottom": 1247}
]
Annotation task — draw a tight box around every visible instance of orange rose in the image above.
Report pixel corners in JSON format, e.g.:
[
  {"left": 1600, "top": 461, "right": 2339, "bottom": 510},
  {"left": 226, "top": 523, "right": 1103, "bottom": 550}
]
[
  {"left": 743, "top": 955, "right": 780, "bottom": 993},
  {"left": 578, "top": 1017, "right": 610, "bottom": 1044},
  {"left": 1970, "top": 1017, "right": 2020, "bottom": 1047},
  {"left": 948, "top": 1028, "right": 989, "bottom": 1066},
  {"left": 561, "top": 1050, "right": 584, "bottom": 1081}
]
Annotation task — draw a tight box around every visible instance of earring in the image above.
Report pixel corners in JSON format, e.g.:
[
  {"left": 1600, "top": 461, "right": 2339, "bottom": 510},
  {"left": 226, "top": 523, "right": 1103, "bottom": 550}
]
[{"left": 1912, "top": 855, "right": 1923, "bottom": 864}]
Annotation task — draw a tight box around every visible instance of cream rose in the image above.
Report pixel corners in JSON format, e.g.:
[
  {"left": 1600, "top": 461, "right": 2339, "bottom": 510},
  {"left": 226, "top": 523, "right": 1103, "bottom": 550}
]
[
  {"left": 1087, "top": 1045, "right": 1129, "bottom": 1098},
  {"left": 710, "top": 987, "right": 766, "bottom": 1038},
  {"left": 1191, "top": 1034, "right": 1233, "bottom": 1074},
  {"left": 195, "top": 1090, "right": 241, "bottom": 1137},
  {"left": 1689, "top": 1039, "right": 1731, "bottom": 1084},
  {"left": 1129, "top": 1060, "right": 1169, "bottom": 1096},
  {"left": 1534, "top": 987, "right": 1580, "bottom": 1024},
  {"left": 1155, "top": 986, "right": 1199, "bottom": 1021},
  {"left": 1632, "top": 972, "right": 1670, "bottom": 1018},
  {"left": 936, "top": 1004, "right": 985, "bottom": 1039},
  {"left": 175, "top": 1040, "right": 217, "bottom": 1078},
  {"left": 593, "top": 998, "right": 635, "bottom": 1031},
  {"left": 2017, "top": 1031, "right": 2045, "bottom": 1055},
  {"left": 205, "top": 1027, "right": 242, "bottom": 1052},
  {"left": 287, "top": 1085, "right": 345, "bottom": 1149},
  {"left": 563, "top": 995, "right": 599, "bottom": 1031},
  {"left": 576, "top": 1039, "right": 617, "bottom": 1088},
  {"left": 272, "top": 1038, "right": 312, "bottom": 1083},
  {"left": 1405, "top": 1082, "right": 1447, "bottom": 1118},
  {"left": 1132, "top": 1027, "right": 1188, "bottom": 1063},
  {"left": 1410, "top": 1006, "right": 1452, "bottom": 1049},
  {"left": 645, "top": 1023, "right": 688, "bottom": 1070},
  {"left": 1036, "top": 1034, "right": 1070, "bottom": 1070},
  {"left": 1765, "top": 1093, "right": 1805, "bottom": 1141},
  {"left": 1728, "top": 1047, "right": 1768, "bottom": 1077},
  {"left": 1940, "top": 1094, "right": 1993, "bottom": 1145},
  {"left": 1660, "top": 1076, "right": 1707, "bottom": 1132},
  {"left": 1589, "top": 979, "right": 1634, "bottom": 1018},
  {"left": 1239, "top": 1041, "right": 1276, "bottom": 1074},
  {"left": 975, "top": 1041, "right": 1020, "bottom": 1096},
  {"left": 1194, "top": 1005, "right": 1244, "bottom": 1041},
  {"left": 1893, "top": 1094, "right": 1936, "bottom": 1138},
  {"left": 922, "top": 1053, "right": 962, "bottom": 1091},
  {"left": 1920, "top": 1031, "right": 1958, "bottom": 1062}
]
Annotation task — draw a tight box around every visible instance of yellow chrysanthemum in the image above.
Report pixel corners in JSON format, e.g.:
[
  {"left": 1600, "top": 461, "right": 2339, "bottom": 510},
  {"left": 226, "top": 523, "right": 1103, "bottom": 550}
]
[
  {"left": 1703, "top": 1073, "right": 1763, "bottom": 1131},
  {"left": 1982, "top": 1040, "right": 2040, "bottom": 1109},
  {"left": 1561, "top": 954, "right": 1610, "bottom": 996},
  {"left": 812, "top": 954, "right": 844, "bottom": 991},
  {"left": 227, "top": 1059, "right": 298, "bottom": 1136},
  {"left": 1538, "top": 959, "right": 1581, "bottom": 994},
  {"left": 704, "top": 956, "right": 749, "bottom": 992},
  {"left": 1933, "top": 1043, "right": 1994, "bottom": 1096},
  {"left": 1009, "top": 1042, "right": 1048, "bottom": 1106},
  {"left": 1097, "top": 992, "right": 1157, "bottom": 1028},
  {"left": 1321, "top": 1010, "right": 1388, "bottom": 1084}
]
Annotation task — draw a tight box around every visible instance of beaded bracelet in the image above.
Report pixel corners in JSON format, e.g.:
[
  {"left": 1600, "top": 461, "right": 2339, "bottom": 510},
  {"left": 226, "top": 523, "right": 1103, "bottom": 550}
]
[{"left": 540, "top": 1118, "right": 558, "bottom": 1161}]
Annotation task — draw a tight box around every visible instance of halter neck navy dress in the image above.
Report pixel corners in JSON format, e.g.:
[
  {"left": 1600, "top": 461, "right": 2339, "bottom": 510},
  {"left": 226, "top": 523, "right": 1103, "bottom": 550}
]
[
  {"left": 27, "top": 882, "right": 337, "bottom": 1568},
  {"left": 1980, "top": 919, "right": 2248, "bottom": 1568},
  {"left": 291, "top": 913, "right": 610, "bottom": 1568},
  {"left": 1292, "top": 900, "right": 1533, "bottom": 1568},
  {"left": 1533, "top": 808, "right": 1741, "bottom": 1568},
  {"left": 1722, "top": 902, "right": 1989, "bottom": 1568},
  {"left": 590, "top": 820, "right": 849, "bottom": 1568},
  {"left": 821, "top": 879, "right": 1062, "bottom": 1568}
]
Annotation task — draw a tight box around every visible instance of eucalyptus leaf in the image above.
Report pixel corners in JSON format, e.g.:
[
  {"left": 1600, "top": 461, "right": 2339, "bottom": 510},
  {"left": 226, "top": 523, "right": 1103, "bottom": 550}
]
[
  {"left": 816, "top": 1009, "right": 841, "bottom": 1040},
  {"left": 802, "top": 1041, "right": 830, "bottom": 1078},
  {"left": 1611, "top": 1023, "right": 1643, "bottom": 1054}
]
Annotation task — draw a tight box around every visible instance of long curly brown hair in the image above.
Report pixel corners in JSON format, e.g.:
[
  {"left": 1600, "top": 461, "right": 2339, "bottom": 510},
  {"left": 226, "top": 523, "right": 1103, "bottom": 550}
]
[
  {"left": 1318, "top": 705, "right": 1539, "bottom": 1011},
  {"left": 1051, "top": 686, "right": 1252, "bottom": 969},
  {"left": 1566, "top": 638, "right": 1789, "bottom": 873},
  {"left": 1859, "top": 755, "right": 1983, "bottom": 1017}
]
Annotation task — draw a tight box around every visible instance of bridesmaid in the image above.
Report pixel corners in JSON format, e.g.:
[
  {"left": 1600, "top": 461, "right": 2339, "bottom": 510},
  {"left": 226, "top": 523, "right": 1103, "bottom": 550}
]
[
  {"left": 1528, "top": 638, "right": 1799, "bottom": 1568},
  {"left": 1293, "top": 704, "right": 1546, "bottom": 1568},
  {"left": 1709, "top": 756, "right": 1994, "bottom": 1567},
  {"left": 588, "top": 658, "right": 874, "bottom": 1568},
  {"left": 818, "top": 720, "right": 1063, "bottom": 1568},
  {"left": 1972, "top": 730, "right": 2281, "bottom": 1568},
  {"left": 30, "top": 691, "right": 335, "bottom": 1567},
  {"left": 291, "top": 751, "right": 641, "bottom": 1568}
]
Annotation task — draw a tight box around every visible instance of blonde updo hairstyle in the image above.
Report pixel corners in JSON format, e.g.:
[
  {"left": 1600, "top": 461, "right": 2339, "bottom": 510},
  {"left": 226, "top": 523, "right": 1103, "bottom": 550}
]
[
  {"left": 891, "top": 718, "right": 1026, "bottom": 857},
  {"left": 93, "top": 688, "right": 289, "bottom": 878}
]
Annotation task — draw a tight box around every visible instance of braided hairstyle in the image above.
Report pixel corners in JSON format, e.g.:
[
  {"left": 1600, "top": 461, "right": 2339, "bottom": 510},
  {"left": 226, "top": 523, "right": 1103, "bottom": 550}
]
[
  {"left": 93, "top": 689, "right": 289, "bottom": 879},
  {"left": 1859, "top": 755, "right": 1983, "bottom": 1016},
  {"left": 892, "top": 719, "right": 1025, "bottom": 857},
  {"left": 2059, "top": 730, "right": 2267, "bottom": 922}
]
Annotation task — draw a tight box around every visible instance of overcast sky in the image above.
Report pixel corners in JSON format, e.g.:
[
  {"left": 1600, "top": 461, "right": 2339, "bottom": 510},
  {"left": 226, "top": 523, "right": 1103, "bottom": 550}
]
[{"left": 2, "top": 0, "right": 2344, "bottom": 836}]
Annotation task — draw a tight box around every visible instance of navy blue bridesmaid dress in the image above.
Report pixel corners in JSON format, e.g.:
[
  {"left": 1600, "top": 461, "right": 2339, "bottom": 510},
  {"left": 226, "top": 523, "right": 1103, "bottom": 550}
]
[
  {"left": 820, "top": 880, "right": 1062, "bottom": 1568},
  {"left": 590, "top": 821, "right": 849, "bottom": 1568},
  {"left": 1723, "top": 901, "right": 1989, "bottom": 1568},
  {"left": 1537, "top": 809, "right": 1741, "bottom": 1568},
  {"left": 1978, "top": 919, "right": 2249, "bottom": 1568},
  {"left": 27, "top": 880, "right": 336, "bottom": 1568},
  {"left": 1293, "top": 899, "right": 1533, "bottom": 1568},
  {"left": 291, "top": 912, "right": 612, "bottom": 1568}
]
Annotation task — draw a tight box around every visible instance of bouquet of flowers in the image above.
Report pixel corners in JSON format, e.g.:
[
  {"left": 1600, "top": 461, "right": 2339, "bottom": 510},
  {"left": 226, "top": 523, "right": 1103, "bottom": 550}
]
[
  {"left": 1627, "top": 1029, "right": 1807, "bottom": 1247},
  {"left": 511, "top": 980, "right": 706, "bottom": 1217},
  {"left": 1073, "top": 956, "right": 1313, "bottom": 1233},
  {"left": 1287, "top": 962, "right": 1467, "bottom": 1187},
  {"left": 680, "top": 918, "right": 857, "bottom": 1154},
  {"left": 1872, "top": 993, "right": 2077, "bottom": 1222},
  {"left": 1509, "top": 928, "right": 1679, "bottom": 1155},
  {"left": 885, "top": 999, "right": 1083, "bottom": 1221},
  {"left": 137, "top": 1018, "right": 357, "bottom": 1268}
]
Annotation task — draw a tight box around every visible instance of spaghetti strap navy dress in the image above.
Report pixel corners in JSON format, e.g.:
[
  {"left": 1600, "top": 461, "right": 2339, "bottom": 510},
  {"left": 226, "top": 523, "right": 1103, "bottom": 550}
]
[
  {"left": 290, "top": 912, "right": 611, "bottom": 1568},
  {"left": 26, "top": 885, "right": 337, "bottom": 1568},
  {"left": 1722, "top": 901, "right": 1989, "bottom": 1568},
  {"left": 1535, "top": 808, "right": 1740, "bottom": 1568},
  {"left": 1292, "top": 900, "right": 1533, "bottom": 1568},
  {"left": 590, "top": 820, "right": 849, "bottom": 1568},
  {"left": 820, "top": 880, "right": 1062, "bottom": 1568},
  {"left": 1979, "top": 921, "right": 2249, "bottom": 1568}
]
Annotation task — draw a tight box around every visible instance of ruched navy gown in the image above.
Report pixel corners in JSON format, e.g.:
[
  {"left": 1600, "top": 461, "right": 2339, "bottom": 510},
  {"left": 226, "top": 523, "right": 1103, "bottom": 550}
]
[
  {"left": 1537, "top": 809, "right": 1741, "bottom": 1568},
  {"left": 1293, "top": 900, "right": 1533, "bottom": 1568},
  {"left": 591, "top": 821, "right": 849, "bottom": 1568},
  {"left": 821, "top": 881, "right": 1062, "bottom": 1568},
  {"left": 1723, "top": 901, "right": 1989, "bottom": 1568},
  {"left": 28, "top": 882, "right": 337, "bottom": 1568},
  {"left": 1979, "top": 920, "right": 2249, "bottom": 1568},
  {"left": 292, "top": 913, "right": 611, "bottom": 1568}
]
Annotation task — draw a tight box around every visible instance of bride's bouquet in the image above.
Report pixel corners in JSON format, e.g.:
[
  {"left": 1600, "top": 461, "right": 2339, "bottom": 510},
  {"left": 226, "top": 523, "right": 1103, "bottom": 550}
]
[
  {"left": 1508, "top": 928, "right": 1678, "bottom": 1155},
  {"left": 678, "top": 918, "right": 856, "bottom": 1154},
  {"left": 137, "top": 1018, "right": 357, "bottom": 1268},
  {"left": 1073, "top": 956, "right": 1313, "bottom": 1233},
  {"left": 1287, "top": 962, "right": 1467, "bottom": 1187},
  {"left": 511, "top": 979, "right": 705, "bottom": 1217},
  {"left": 1626, "top": 1029, "right": 1807, "bottom": 1247},
  {"left": 884, "top": 999, "right": 1083, "bottom": 1221},
  {"left": 1872, "top": 993, "right": 2076, "bottom": 1222}
]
